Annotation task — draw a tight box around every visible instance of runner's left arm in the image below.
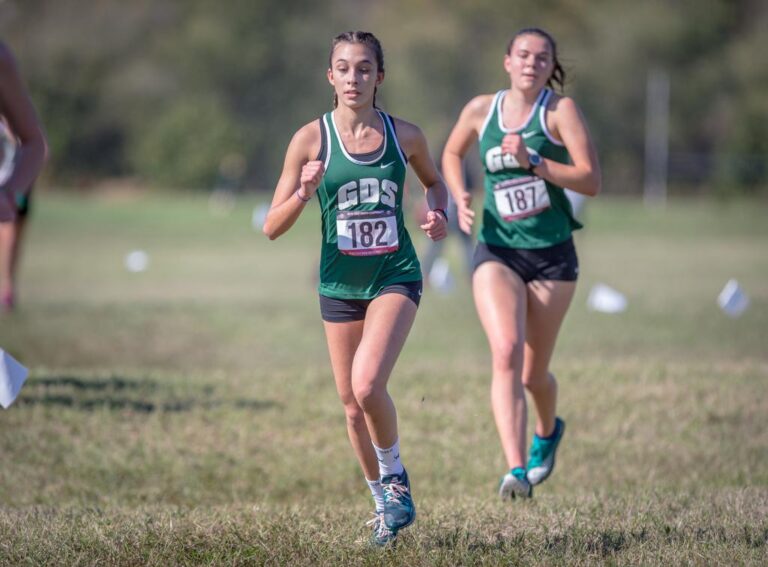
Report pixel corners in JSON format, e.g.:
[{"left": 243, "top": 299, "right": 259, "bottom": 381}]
[
  {"left": 501, "top": 96, "right": 601, "bottom": 197},
  {"left": 395, "top": 119, "right": 448, "bottom": 242}
]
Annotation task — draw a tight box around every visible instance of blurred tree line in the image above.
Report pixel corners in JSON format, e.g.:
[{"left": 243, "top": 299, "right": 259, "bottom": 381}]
[{"left": 2, "top": 0, "right": 766, "bottom": 194}]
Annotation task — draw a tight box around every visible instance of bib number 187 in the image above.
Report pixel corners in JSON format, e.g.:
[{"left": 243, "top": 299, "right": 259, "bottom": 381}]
[{"left": 493, "top": 176, "right": 550, "bottom": 221}]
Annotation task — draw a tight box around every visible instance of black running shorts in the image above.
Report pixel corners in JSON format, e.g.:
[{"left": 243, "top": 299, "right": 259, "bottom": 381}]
[
  {"left": 319, "top": 280, "right": 423, "bottom": 322},
  {"left": 472, "top": 238, "right": 578, "bottom": 283}
]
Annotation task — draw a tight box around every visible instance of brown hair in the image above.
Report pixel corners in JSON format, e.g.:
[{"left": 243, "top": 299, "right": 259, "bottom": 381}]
[
  {"left": 328, "top": 31, "right": 385, "bottom": 108},
  {"left": 507, "top": 27, "right": 566, "bottom": 92}
]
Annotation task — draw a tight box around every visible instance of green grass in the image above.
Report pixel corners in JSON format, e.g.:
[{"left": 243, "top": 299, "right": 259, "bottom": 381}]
[{"left": 1, "top": 192, "right": 767, "bottom": 565}]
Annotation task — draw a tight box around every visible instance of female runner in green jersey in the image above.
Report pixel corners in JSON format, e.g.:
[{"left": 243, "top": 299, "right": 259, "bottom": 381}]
[
  {"left": 263, "top": 31, "right": 448, "bottom": 545},
  {"left": 0, "top": 42, "right": 48, "bottom": 312},
  {"left": 442, "top": 28, "right": 601, "bottom": 500}
]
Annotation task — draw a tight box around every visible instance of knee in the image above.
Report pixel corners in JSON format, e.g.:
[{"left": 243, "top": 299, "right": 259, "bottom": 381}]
[
  {"left": 352, "top": 377, "right": 385, "bottom": 412},
  {"left": 490, "top": 339, "right": 525, "bottom": 372},
  {"left": 345, "top": 403, "right": 367, "bottom": 429},
  {"left": 339, "top": 393, "right": 366, "bottom": 428},
  {"left": 522, "top": 373, "right": 539, "bottom": 392},
  {"left": 523, "top": 371, "right": 556, "bottom": 393}
]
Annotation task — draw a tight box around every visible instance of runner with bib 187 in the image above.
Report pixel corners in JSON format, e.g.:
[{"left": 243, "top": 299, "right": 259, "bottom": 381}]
[
  {"left": 442, "top": 27, "right": 601, "bottom": 501},
  {"left": 263, "top": 31, "right": 448, "bottom": 546}
]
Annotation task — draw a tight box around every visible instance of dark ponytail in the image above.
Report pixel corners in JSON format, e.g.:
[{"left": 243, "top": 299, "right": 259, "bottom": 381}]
[{"left": 328, "top": 31, "right": 385, "bottom": 109}]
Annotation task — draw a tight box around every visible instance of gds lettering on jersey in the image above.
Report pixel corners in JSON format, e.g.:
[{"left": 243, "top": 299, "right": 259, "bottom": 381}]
[
  {"left": 337, "top": 178, "right": 398, "bottom": 210},
  {"left": 485, "top": 147, "right": 520, "bottom": 172},
  {"left": 485, "top": 146, "right": 541, "bottom": 174}
]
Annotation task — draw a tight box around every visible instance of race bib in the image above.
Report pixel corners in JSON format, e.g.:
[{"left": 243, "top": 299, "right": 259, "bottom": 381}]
[
  {"left": 336, "top": 210, "right": 399, "bottom": 256},
  {"left": 493, "top": 176, "right": 550, "bottom": 221}
]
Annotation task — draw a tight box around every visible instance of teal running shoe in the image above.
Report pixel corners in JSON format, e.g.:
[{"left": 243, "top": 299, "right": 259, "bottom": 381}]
[
  {"left": 366, "top": 512, "right": 397, "bottom": 547},
  {"left": 499, "top": 466, "right": 533, "bottom": 500},
  {"left": 381, "top": 469, "right": 416, "bottom": 531},
  {"left": 527, "top": 417, "right": 565, "bottom": 486}
]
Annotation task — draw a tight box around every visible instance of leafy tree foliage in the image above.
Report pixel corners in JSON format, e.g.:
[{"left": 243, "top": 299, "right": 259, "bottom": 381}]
[{"left": 1, "top": 0, "right": 765, "bottom": 193}]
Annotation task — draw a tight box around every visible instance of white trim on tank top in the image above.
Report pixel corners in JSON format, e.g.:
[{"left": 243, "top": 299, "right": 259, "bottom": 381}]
[
  {"left": 538, "top": 90, "right": 565, "bottom": 147},
  {"left": 497, "top": 88, "right": 548, "bottom": 133},
  {"left": 478, "top": 90, "right": 503, "bottom": 140},
  {"left": 321, "top": 114, "right": 333, "bottom": 169},
  {"left": 330, "top": 110, "right": 388, "bottom": 166},
  {"left": 381, "top": 112, "right": 407, "bottom": 167}
]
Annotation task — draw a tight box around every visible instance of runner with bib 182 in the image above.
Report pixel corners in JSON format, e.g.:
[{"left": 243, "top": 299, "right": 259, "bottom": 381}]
[
  {"left": 442, "top": 27, "right": 601, "bottom": 500},
  {"left": 263, "top": 31, "right": 448, "bottom": 546}
]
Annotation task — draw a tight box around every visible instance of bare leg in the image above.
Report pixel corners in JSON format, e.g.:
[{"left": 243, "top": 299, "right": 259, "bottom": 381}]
[
  {"left": 323, "top": 318, "right": 379, "bottom": 480},
  {"left": 350, "top": 293, "right": 417, "bottom": 448},
  {"left": 10, "top": 215, "right": 26, "bottom": 280},
  {"left": 322, "top": 292, "right": 418, "bottom": 479},
  {"left": 523, "top": 280, "right": 576, "bottom": 437},
  {"left": 473, "top": 261, "right": 528, "bottom": 470},
  {"left": 0, "top": 221, "right": 15, "bottom": 307}
]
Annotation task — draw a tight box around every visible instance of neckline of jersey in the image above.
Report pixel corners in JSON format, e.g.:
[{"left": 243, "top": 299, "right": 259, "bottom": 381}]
[
  {"left": 497, "top": 88, "right": 549, "bottom": 134},
  {"left": 330, "top": 110, "right": 388, "bottom": 166}
]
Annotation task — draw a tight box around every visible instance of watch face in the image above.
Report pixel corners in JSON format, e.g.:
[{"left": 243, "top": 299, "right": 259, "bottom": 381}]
[{"left": 529, "top": 153, "right": 542, "bottom": 167}]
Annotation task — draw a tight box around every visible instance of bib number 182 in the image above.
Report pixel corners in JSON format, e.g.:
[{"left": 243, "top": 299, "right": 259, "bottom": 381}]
[
  {"left": 337, "top": 210, "right": 399, "bottom": 256},
  {"left": 351, "top": 220, "right": 388, "bottom": 248}
]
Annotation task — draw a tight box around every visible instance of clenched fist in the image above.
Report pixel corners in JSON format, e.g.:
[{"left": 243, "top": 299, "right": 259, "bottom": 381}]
[{"left": 299, "top": 160, "right": 325, "bottom": 198}]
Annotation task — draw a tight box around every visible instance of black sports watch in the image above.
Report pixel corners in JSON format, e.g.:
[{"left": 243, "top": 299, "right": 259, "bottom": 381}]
[{"left": 527, "top": 153, "right": 542, "bottom": 173}]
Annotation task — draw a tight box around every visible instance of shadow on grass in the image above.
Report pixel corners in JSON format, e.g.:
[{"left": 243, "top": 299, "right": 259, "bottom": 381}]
[
  {"left": 17, "top": 375, "right": 278, "bottom": 414},
  {"left": 541, "top": 525, "right": 768, "bottom": 557},
  {"left": 29, "top": 375, "right": 161, "bottom": 391},
  {"left": 427, "top": 524, "right": 767, "bottom": 558},
  {"left": 428, "top": 529, "right": 523, "bottom": 554}
]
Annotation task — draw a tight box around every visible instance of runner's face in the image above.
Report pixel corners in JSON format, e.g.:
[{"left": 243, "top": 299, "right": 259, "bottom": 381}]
[
  {"left": 328, "top": 42, "right": 382, "bottom": 109},
  {"left": 504, "top": 34, "right": 554, "bottom": 92}
]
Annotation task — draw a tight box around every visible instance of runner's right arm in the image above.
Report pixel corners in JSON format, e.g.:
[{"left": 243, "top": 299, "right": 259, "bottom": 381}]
[
  {"left": 441, "top": 95, "right": 491, "bottom": 234},
  {"left": 263, "top": 122, "right": 322, "bottom": 240}
]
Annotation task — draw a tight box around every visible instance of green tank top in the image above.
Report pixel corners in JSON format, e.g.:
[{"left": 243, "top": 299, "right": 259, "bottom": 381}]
[
  {"left": 317, "top": 110, "right": 421, "bottom": 299},
  {"left": 477, "top": 88, "right": 582, "bottom": 249}
]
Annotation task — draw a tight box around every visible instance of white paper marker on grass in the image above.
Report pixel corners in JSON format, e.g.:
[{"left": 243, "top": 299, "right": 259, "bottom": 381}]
[
  {"left": 0, "top": 348, "right": 28, "bottom": 409},
  {"left": 587, "top": 283, "right": 628, "bottom": 314},
  {"left": 718, "top": 279, "right": 749, "bottom": 318},
  {"left": 429, "top": 258, "right": 455, "bottom": 294},
  {"left": 124, "top": 250, "right": 150, "bottom": 273},
  {"left": 251, "top": 204, "right": 270, "bottom": 231}
]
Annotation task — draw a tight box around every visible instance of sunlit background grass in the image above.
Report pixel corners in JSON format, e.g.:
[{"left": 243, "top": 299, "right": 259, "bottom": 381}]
[{"left": 1, "top": 192, "right": 766, "bottom": 565}]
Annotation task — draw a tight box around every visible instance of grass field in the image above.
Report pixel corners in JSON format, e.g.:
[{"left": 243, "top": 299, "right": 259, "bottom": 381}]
[{"left": 1, "top": 191, "right": 767, "bottom": 565}]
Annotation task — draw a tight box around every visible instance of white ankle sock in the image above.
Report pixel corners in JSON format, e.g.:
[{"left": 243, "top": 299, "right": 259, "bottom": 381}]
[
  {"left": 366, "top": 478, "right": 384, "bottom": 513},
  {"left": 373, "top": 439, "right": 404, "bottom": 477}
]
